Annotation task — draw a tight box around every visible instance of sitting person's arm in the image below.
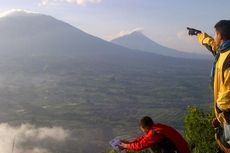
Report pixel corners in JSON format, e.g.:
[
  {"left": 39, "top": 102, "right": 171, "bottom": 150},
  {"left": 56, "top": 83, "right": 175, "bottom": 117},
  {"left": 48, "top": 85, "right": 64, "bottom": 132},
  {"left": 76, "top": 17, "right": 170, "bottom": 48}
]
[
  {"left": 120, "top": 131, "right": 163, "bottom": 151},
  {"left": 128, "top": 135, "right": 144, "bottom": 143}
]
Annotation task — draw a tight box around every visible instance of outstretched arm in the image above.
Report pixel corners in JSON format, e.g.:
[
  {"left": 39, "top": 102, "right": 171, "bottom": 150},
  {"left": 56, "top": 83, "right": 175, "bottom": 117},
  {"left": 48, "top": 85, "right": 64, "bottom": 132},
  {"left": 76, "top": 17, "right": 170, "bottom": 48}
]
[
  {"left": 187, "top": 27, "right": 219, "bottom": 55},
  {"left": 197, "top": 32, "right": 219, "bottom": 56},
  {"left": 120, "top": 131, "right": 162, "bottom": 151}
]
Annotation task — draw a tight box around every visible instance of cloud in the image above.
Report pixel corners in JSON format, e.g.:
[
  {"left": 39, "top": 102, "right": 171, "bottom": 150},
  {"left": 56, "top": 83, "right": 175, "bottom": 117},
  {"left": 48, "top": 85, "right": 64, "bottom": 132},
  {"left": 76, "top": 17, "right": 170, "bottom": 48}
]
[
  {"left": 40, "top": 0, "right": 103, "bottom": 6},
  {"left": 176, "top": 30, "right": 196, "bottom": 43},
  {"left": 0, "top": 9, "right": 36, "bottom": 18},
  {"left": 0, "top": 123, "right": 69, "bottom": 153},
  {"left": 107, "top": 27, "right": 144, "bottom": 41},
  {"left": 156, "top": 29, "right": 207, "bottom": 54}
]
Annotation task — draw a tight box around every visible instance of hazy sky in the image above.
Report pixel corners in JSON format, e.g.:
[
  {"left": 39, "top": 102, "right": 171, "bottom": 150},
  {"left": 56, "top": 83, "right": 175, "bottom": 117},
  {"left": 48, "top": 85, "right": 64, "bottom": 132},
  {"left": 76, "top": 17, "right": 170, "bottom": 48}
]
[{"left": 0, "top": 0, "right": 229, "bottom": 54}]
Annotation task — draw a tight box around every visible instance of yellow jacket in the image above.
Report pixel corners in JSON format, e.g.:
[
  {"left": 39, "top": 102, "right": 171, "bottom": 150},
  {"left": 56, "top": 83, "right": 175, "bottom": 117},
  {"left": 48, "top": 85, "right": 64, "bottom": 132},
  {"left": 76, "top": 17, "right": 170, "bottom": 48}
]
[{"left": 197, "top": 33, "right": 230, "bottom": 124}]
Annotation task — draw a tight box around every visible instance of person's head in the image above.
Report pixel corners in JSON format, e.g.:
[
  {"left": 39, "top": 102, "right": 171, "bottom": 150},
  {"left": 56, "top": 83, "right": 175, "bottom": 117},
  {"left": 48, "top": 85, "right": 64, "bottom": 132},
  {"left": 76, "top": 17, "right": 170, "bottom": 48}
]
[
  {"left": 139, "top": 116, "right": 154, "bottom": 133},
  {"left": 214, "top": 20, "right": 230, "bottom": 46}
]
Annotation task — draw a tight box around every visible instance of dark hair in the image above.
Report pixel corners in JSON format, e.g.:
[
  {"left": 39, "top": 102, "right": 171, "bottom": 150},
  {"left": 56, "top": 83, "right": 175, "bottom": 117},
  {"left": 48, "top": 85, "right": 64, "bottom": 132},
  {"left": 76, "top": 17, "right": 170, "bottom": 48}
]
[
  {"left": 215, "top": 20, "right": 230, "bottom": 40},
  {"left": 140, "top": 116, "right": 154, "bottom": 129}
]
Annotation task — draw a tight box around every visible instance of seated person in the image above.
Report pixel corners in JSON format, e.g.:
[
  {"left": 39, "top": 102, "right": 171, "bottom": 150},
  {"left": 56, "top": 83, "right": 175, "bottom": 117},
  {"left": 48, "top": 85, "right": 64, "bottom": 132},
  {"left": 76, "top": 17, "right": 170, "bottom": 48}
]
[{"left": 119, "top": 116, "right": 190, "bottom": 153}]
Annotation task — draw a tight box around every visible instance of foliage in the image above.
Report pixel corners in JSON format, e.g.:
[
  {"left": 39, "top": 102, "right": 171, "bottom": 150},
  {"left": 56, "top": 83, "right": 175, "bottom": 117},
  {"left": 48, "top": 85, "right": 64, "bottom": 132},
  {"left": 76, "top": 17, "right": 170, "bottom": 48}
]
[{"left": 184, "top": 106, "right": 218, "bottom": 153}]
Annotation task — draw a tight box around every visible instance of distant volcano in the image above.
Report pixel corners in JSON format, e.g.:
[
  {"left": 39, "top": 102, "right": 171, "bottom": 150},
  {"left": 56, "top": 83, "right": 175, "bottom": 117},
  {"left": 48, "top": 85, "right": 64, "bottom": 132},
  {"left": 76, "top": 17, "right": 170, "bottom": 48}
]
[{"left": 111, "top": 31, "right": 210, "bottom": 59}]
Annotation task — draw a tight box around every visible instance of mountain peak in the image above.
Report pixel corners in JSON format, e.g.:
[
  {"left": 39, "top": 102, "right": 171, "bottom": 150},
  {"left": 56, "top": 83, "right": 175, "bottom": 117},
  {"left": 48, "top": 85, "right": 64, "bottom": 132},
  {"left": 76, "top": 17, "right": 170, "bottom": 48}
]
[
  {"left": 111, "top": 30, "right": 148, "bottom": 43},
  {"left": 0, "top": 9, "right": 40, "bottom": 18},
  {"left": 129, "top": 30, "right": 144, "bottom": 35},
  {"left": 120, "top": 30, "right": 144, "bottom": 39},
  {"left": 111, "top": 30, "right": 157, "bottom": 45},
  {"left": 126, "top": 31, "right": 147, "bottom": 38}
]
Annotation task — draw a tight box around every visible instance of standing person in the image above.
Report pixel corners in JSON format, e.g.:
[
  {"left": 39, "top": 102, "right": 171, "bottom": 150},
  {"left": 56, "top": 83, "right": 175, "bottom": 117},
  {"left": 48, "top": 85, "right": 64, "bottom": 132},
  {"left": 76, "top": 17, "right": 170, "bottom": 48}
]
[
  {"left": 119, "top": 116, "right": 190, "bottom": 153},
  {"left": 187, "top": 20, "right": 230, "bottom": 152}
]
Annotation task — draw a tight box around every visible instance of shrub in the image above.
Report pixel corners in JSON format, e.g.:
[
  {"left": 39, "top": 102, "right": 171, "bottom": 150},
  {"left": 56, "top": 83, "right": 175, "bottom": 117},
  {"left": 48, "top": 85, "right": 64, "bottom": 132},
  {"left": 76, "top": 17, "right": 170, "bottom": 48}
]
[{"left": 184, "top": 106, "right": 218, "bottom": 153}]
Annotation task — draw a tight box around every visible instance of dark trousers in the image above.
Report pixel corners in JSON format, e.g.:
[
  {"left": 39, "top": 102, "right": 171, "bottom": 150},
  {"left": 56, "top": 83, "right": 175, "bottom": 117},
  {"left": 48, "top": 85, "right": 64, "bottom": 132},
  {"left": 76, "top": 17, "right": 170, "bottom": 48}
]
[{"left": 149, "top": 138, "right": 178, "bottom": 153}]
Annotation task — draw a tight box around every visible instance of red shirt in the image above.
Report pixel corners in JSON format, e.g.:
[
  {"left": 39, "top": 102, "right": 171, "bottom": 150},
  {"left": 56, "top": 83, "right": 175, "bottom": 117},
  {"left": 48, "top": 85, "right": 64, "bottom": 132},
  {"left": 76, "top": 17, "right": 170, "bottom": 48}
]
[{"left": 126, "top": 123, "right": 190, "bottom": 153}]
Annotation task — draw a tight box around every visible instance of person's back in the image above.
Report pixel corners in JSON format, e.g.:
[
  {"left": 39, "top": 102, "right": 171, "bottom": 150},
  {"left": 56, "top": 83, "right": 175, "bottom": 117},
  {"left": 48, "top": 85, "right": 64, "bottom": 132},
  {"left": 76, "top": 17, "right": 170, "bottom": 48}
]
[{"left": 152, "top": 123, "right": 189, "bottom": 153}]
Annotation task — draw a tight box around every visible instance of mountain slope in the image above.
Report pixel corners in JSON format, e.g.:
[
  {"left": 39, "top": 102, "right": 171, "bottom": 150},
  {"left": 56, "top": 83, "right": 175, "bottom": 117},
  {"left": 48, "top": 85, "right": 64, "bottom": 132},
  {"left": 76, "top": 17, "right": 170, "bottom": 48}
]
[
  {"left": 0, "top": 11, "right": 112, "bottom": 55},
  {"left": 111, "top": 31, "right": 211, "bottom": 59},
  {"left": 0, "top": 11, "right": 183, "bottom": 62}
]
